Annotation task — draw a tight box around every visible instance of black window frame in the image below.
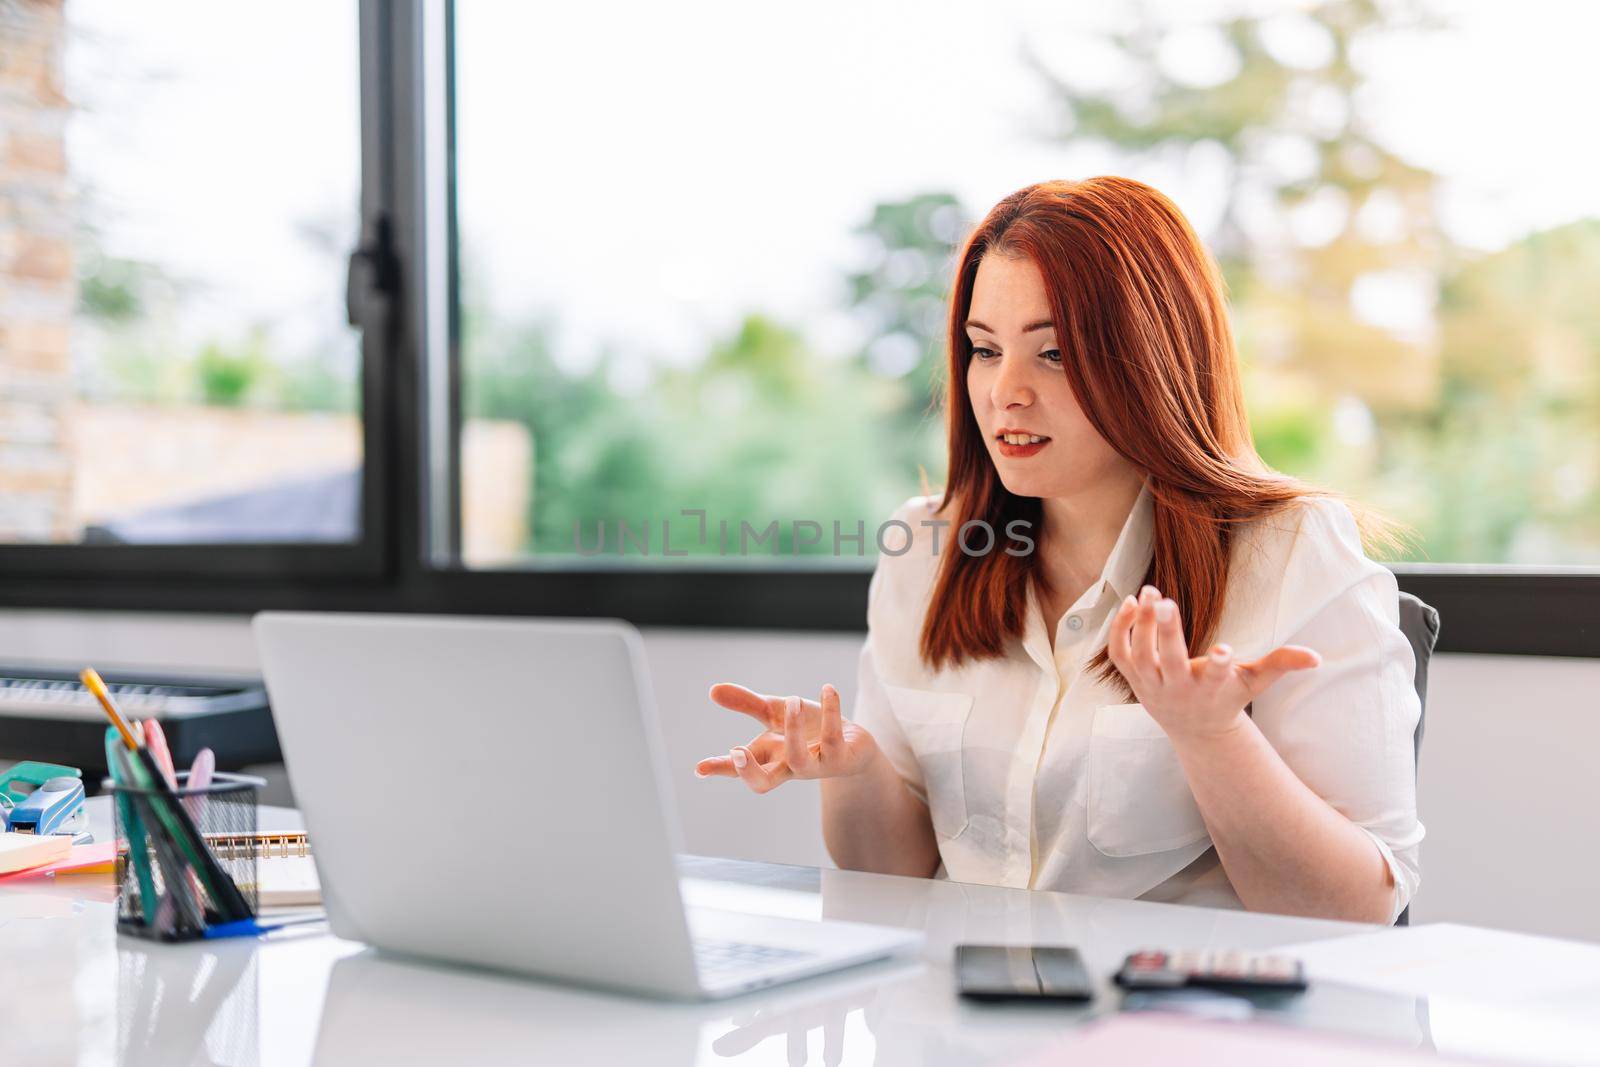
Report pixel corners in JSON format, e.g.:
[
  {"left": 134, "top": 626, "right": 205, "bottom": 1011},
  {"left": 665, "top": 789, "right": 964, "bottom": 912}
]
[{"left": 1, "top": 0, "right": 1596, "bottom": 661}]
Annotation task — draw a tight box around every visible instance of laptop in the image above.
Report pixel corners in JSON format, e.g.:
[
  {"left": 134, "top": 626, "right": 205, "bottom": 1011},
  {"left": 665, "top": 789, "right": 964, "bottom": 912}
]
[{"left": 253, "top": 611, "right": 924, "bottom": 1000}]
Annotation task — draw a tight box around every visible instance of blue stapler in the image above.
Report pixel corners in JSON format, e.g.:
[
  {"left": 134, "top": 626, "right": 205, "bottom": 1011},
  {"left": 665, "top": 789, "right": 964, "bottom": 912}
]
[
  {"left": 7, "top": 776, "right": 86, "bottom": 836},
  {"left": 0, "top": 760, "right": 82, "bottom": 804}
]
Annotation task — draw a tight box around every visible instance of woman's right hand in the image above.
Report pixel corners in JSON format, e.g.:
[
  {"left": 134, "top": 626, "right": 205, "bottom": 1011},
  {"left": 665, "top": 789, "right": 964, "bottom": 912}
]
[{"left": 694, "top": 682, "right": 881, "bottom": 793}]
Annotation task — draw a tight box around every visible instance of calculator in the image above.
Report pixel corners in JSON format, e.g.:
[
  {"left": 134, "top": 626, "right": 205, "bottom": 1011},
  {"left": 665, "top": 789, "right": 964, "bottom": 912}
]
[{"left": 1113, "top": 949, "right": 1308, "bottom": 994}]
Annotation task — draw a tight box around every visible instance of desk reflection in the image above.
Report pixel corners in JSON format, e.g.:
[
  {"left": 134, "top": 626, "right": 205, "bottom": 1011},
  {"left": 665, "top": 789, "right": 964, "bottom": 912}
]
[
  {"left": 118, "top": 937, "right": 260, "bottom": 1067},
  {"left": 310, "top": 950, "right": 929, "bottom": 1066}
]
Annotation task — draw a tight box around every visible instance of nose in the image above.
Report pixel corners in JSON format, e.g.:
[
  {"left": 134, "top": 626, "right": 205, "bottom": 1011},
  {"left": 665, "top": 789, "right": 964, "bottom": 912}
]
[{"left": 990, "top": 353, "right": 1035, "bottom": 412}]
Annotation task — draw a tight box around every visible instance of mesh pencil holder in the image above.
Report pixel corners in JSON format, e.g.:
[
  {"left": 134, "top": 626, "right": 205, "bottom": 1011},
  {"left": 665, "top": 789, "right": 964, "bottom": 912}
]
[{"left": 107, "top": 770, "right": 266, "bottom": 942}]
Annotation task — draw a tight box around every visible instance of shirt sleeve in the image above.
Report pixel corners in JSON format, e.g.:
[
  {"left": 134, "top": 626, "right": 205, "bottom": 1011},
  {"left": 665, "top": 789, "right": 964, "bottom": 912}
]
[
  {"left": 1248, "top": 498, "right": 1426, "bottom": 924},
  {"left": 849, "top": 545, "right": 930, "bottom": 806}
]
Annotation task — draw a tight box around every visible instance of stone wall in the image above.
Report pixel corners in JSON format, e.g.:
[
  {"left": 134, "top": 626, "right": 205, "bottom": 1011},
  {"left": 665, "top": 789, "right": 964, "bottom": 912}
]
[{"left": 0, "top": 0, "right": 75, "bottom": 541}]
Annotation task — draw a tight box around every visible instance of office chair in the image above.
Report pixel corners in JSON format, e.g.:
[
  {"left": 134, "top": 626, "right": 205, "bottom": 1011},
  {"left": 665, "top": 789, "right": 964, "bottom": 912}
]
[{"left": 1393, "top": 591, "right": 1440, "bottom": 926}]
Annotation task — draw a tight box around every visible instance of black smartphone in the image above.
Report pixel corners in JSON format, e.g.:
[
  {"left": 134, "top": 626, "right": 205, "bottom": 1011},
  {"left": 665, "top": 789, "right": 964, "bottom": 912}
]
[{"left": 955, "top": 944, "right": 1095, "bottom": 1002}]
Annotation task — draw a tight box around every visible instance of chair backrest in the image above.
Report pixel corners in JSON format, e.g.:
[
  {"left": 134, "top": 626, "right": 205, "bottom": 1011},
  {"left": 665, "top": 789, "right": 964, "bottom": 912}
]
[
  {"left": 1397, "top": 592, "right": 1440, "bottom": 772},
  {"left": 1392, "top": 591, "right": 1440, "bottom": 926}
]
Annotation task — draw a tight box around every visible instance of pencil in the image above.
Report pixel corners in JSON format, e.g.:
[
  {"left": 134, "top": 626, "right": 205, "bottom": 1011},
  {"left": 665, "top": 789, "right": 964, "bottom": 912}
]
[{"left": 81, "top": 668, "right": 140, "bottom": 750}]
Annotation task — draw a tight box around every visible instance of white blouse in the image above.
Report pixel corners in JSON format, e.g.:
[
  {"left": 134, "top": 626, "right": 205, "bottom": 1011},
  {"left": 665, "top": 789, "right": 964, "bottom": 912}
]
[{"left": 851, "top": 484, "right": 1424, "bottom": 921}]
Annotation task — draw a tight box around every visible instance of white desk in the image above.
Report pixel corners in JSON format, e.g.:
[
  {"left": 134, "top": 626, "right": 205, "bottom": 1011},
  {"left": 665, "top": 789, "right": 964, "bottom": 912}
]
[{"left": 4, "top": 800, "right": 1598, "bottom": 1066}]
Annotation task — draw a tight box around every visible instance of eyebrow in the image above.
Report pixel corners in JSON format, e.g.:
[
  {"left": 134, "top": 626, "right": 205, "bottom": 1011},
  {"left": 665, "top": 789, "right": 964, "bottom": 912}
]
[{"left": 965, "top": 319, "right": 1055, "bottom": 334}]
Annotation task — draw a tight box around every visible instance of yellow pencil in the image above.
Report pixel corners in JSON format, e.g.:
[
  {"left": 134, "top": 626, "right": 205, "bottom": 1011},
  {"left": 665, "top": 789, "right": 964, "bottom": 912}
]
[{"left": 81, "top": 668, "right": 140, "bottom": 750}]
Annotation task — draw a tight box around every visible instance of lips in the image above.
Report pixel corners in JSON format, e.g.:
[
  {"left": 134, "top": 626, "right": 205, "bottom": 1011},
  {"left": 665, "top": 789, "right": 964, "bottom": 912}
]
[{"left": 995, "top": 430, "right": 1051, "bottom": 459}]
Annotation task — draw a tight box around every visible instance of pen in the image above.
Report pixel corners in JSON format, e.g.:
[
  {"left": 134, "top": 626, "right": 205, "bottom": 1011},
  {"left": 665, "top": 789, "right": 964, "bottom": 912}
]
[
  {"left": 202, "top": 914, "right": 327, "bottom": 940},
  {"left": 105, "top": 728, "right": 159, "bottom": 926},
  {"left": 184, "top": 747, "right": 215, "bottom": 823},
  {"left": 142, "top": 719, "right": 178, "bottom": 790},
  {"left": 82, "top": 668, "right": 253, "bottom": 924},
  {"left": 143, "top": 719, "right": 194, "bottom": 932},
  {"left": 112, "top": 742, "right": 206, "bottom": 933}
]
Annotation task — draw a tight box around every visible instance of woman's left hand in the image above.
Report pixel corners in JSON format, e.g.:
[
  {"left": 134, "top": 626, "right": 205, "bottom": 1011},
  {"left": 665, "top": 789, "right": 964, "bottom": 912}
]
[{"left": 1108, "top": 584, "right": 1321, "bottom": 743}]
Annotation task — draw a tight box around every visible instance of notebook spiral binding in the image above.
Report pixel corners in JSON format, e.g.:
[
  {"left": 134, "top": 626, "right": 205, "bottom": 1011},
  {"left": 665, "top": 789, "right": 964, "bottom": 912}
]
[{"left": 206, "top": 832, "right": 312, "bottom": 861}]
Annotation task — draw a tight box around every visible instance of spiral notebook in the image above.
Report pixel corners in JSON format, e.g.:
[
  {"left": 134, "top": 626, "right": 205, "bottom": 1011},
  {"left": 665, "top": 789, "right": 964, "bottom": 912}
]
[{"left": 207, "top": 831, "right": 322, "bottom": 908}]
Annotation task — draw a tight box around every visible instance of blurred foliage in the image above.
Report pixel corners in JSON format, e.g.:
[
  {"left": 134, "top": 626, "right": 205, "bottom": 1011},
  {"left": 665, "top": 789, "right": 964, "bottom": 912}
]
[
  {"left": 78, "top": 254, "right": 152, "bottom": 323},
  {"left": 74, "top": 215, "right": 357, "bottom": 415},
  {"left": 87, "top": 318, "right": 356, "bottom": 414},
  {"left": 1022, "top": 0, "right": 1599, "bottom": 562},
  {"left": 194, "top": 334, "right": 267, "bottom": 406},
  {"left": 72, "top": 0, "right": 1598, "bottom": 565},
  {"left": 465, "top": 302, "right": 917, "bottom": 557},
  {"left": 459, "top": 0, "right": 1599, "bottom": 563}
]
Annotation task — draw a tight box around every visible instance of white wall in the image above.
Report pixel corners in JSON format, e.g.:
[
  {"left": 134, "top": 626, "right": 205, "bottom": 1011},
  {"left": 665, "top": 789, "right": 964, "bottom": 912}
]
[{"left": 2, "top": 609, "right": 1594, "bottom": 942}]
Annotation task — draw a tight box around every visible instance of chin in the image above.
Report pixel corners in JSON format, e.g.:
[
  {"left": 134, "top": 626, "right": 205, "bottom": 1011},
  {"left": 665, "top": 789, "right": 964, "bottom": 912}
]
[{"left": 989, "top": 464, "right": 1053, "bottom": 500}]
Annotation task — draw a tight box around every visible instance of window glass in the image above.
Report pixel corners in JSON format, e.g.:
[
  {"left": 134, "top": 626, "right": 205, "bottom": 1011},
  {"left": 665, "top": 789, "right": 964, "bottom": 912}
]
[
  {"left": 454, "top": 0, "right": 1600, "bottom": 567},
  {"left": 0, "top": 1, "right": 361, "bottom": 545}
]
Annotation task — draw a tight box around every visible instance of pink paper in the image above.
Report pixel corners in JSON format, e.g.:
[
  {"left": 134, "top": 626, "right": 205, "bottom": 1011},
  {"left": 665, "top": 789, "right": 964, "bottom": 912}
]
[
  {"left": 1017, "top": 1013, "right": 1523, "bottom": 1067},
  {"left": 0, "top": 841, "right": 116, "bottom": 880}
]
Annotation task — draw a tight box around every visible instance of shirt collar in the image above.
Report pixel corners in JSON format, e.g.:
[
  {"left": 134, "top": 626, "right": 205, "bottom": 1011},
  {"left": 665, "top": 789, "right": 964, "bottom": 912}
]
[
  {"left": 1019, "top": 481, "right": 1154, "bottom": 670},
  {"left": 1101, "top": 480, "right": 1155, "bottom": 602}
]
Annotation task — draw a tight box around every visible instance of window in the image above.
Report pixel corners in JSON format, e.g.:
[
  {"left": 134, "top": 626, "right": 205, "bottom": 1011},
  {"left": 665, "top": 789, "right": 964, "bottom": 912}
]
[
  {"left": 3, "top": 0, "right": 1596, "bottom": 656},
  {"left": 0, "top": 1, "right": 370, "bottom": 563},
  {"left": 450, "top": 0, "right": 1600, "bottom": 570},
  {"left": 451, "top": 4, "right": 967, "bottom": 568}
]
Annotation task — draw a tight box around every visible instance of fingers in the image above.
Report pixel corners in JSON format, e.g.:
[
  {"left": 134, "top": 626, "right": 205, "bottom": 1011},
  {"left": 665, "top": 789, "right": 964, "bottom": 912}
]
[
  {"left": 1108, "top": 595, "right": 1136, "bottom": 670},
  {"left": 817, "top": 684, "right": 846, "bottom": 768},
  {"left": 1132, "top": 585, "right": 1162, "bottom": 679},
  {"left": 1154, "top": 595, "right": 1189, "bottom": 681},
  {"left": 1202, "top": 642, "right": 1234, "bottom": 685},
  {"left": 702, "top": 684, "right": 845, "bottom": 788},
  {"left": 695, "top": 754, "right": 735, "bottom": 778},
  {"left": 1236, "top": 644, "right": 1321, "bottom": 698},
  {"left": 1243, "top": 645, "right": 1322, "bottom": 674},
  {"left": 783, "top": 695, "right": 818, "bottom": 775},
  {"left": 710, "top": 682, "right": 828, "bottom": 730},
  {"left": 730, "top": 743, "right": 790, "bottom": 794},
  {"left": 695, "top": 733, "right": 782, "bottom": 779},
  {"left": 708, "top": 683, "right": 779, "bottom": 727},
  {"left": 1278, "top": 644, "right": 1323, "bottom": 671}
]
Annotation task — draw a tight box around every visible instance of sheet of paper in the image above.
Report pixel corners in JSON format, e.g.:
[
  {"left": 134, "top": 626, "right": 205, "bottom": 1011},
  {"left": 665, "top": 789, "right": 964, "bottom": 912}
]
[
  {"left": 1425, "top": 993, "right": 1600, "bottom": 1064},
  {"left": 1276, "top": 922, "right": 1600, "bottom": 1002},
  {"left": 251, "top": 854, "right": 322, "bottom": 907},
  {"left": 0, "top": 840, "right": 113, "bottom": 880},
  {"left": 0, "top": 831, "right": 71, "bottom": 874}
]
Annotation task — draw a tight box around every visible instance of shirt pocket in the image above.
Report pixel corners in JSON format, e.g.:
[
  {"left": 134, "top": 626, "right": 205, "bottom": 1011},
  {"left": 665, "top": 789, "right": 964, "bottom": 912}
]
[
  {"left": 1086, "top": 702, "right": 1210, "bottom": 857},
  {"left": 882, "top": 684, "right": 973, "bottom": 841}
]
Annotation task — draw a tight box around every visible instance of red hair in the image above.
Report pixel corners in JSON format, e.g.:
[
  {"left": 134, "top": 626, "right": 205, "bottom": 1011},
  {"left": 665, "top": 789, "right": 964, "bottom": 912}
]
[{"left": 920, "top": 177, "right": 1371, "bottom": 688}]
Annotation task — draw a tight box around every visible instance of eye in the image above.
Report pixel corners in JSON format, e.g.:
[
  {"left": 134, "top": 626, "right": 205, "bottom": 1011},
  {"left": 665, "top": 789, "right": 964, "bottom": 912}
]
[
  {"left": 1040, "top": 349, "right": 1063, "bottom": 363},
  {"left": 970, "top": 345, "right": 999, "bottom": 361}
]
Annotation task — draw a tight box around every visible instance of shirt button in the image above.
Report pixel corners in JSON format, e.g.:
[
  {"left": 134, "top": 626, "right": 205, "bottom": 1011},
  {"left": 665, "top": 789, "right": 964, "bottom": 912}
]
[{"left": 1066, "top": 615, "right": 1084, "bottom": 631}]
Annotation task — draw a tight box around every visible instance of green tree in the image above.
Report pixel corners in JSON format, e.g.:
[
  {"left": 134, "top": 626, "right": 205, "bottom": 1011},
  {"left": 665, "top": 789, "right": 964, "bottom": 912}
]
[
  {"left": 1419, "top": 220, "right": 1600, "bottom": 560},
  {"left": 193, "top": 332, "right": 271, "bottom": 407},
  {"left": 1024, "top": 0, "right": 1599, "bottom": 562},
  {"left": 844, "top": 192, "right": 971, "bottom": 491},
  {"left": 464, "top": 312, "right": 628, "bottom": 554}
]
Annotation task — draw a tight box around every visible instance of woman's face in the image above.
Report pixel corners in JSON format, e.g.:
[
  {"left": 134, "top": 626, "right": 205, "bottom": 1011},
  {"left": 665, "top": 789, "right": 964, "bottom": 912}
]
[{"left": 964, "top": 252, "right": 1132, "bottom": 500}]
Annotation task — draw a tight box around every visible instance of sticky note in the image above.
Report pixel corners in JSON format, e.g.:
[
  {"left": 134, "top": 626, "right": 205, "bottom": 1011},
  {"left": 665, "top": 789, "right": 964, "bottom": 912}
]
[{"left": 0, "top": 831, "right": 72, "bottom": 875}]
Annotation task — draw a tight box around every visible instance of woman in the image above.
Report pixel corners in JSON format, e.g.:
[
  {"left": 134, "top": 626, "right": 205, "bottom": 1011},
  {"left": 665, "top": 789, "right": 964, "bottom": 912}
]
[{"left": 694, "top": 177, "right": 1423, "bottom": 924}]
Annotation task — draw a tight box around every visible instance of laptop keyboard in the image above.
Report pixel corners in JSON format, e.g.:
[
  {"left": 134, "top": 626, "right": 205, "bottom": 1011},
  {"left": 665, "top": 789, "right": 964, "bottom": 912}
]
[{"left": 694, "top": 937, "right": 815, "bottom": 975}]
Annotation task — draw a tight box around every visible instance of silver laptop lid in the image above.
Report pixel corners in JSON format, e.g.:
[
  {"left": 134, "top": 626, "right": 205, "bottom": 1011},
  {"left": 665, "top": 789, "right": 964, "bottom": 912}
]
[{"left": 254, "top": 612, "right": 701, "bottom": 997}]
